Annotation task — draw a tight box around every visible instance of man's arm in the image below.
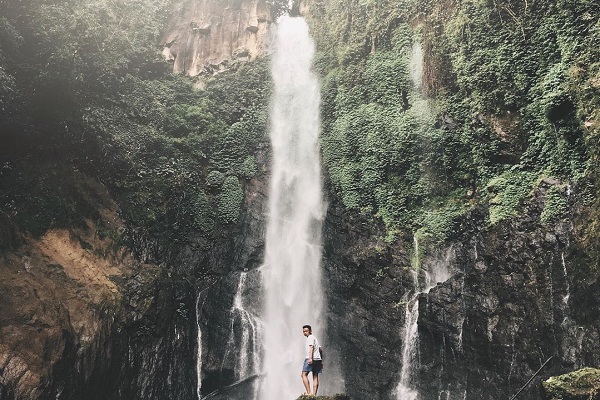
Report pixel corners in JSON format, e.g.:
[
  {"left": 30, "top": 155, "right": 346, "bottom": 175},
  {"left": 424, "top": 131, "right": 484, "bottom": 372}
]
[{"left": 308, "top": 344, "right": 314, "bottom": 364}]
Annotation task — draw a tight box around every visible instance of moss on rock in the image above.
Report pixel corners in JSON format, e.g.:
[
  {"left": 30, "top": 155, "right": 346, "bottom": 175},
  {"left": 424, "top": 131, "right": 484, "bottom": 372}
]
[{"left": 542, "top": 368, "right": 600, "bottom": 400}]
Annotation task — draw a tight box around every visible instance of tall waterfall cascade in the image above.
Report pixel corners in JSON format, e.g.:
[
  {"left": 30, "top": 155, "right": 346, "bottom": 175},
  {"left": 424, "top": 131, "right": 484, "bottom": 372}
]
[{"left": 259, "top": 16, "right": 326, "bottom": 400}]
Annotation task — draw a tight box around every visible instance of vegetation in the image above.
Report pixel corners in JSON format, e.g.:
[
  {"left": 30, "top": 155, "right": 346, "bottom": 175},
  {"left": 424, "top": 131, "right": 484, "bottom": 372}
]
[
  {"left": 0, "top": 0, "right": 271, "bottom": 244},
  {"left": 542, "top": 367, "right": 600, "bottom": 399},
  {"left": 1, "top": 0, "right": 598, "bottom": 257},
  {"left": 307, "top": 0, "right": 598, "bottom": 252}
]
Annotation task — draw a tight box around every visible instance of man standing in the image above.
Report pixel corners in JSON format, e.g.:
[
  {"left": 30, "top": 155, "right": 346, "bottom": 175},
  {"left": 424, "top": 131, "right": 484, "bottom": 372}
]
[{"left": 301, "top": 325, "right": 323, "bottom": 396}]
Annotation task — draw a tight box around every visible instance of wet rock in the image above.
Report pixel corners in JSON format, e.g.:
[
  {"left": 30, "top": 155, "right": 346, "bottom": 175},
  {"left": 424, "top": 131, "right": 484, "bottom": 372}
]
[
  {"left": 322, "top": 197, "right": 411, "bottom": 400},
  {"left": 415, "top": 188, "right": 600, "bottom": 399}
]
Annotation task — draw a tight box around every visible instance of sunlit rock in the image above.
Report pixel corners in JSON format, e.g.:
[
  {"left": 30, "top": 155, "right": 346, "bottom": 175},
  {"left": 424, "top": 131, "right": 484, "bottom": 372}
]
[{"left": 161, "top": 0, "right": 272, "bottom": 77}]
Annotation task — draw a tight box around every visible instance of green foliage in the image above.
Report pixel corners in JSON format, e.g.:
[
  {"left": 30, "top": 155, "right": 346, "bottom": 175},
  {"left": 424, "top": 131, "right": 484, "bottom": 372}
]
[
  {"left": 206, "top": 171, "right": 225, "bottom": 188},
  {"left": 0, "top": 0, "right": 271, "bottom": 244},
  {"left": 540, "top": 184, "right": 568, "bottom": 224},
  {"left": 266, "top": 0, "right": 291, "bottom": 18},
  {"left": 416, "top": 202, "right": 467, "bottom": 246},
  {"left": 239, "top": 156, "right": 258, "bottom": 180},
  {"left": 486, "top": 171, "right": 538, "bottom": 225},
  {"left": 543, "top": 368, "right": 600, "bottom": 399},
  {"left": 218, "top": 176, "right": 244, "bottom": 224},
  {"left": 308, "top": 0, "right": 597, "bottom": 245},
  {"left": 365, "top": 50, "right": 410, "bottom": 107},
  {"left": 205, "top": 59, "right": 272, "bottom": 125},
  {"left": 192, "top": 190, "right": 215, "bottom": 234},
  {"left": 0, "top": 163, "right": 99, "bottom": 237},
  {"left": 209, "top": 109, "right": 268, "bottom": 173}
]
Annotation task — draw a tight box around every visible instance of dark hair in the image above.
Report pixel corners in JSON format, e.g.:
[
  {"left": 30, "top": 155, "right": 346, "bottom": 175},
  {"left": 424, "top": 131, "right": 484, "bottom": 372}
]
[{"left": 302, "top": 325, "right": 312, "bottom": 332}]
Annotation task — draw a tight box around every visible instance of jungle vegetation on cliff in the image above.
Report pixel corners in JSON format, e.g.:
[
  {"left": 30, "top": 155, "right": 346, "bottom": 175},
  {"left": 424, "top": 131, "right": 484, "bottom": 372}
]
[
  {"left": 0, "top": 0, "right": 270, "bottom": 247},
  {"left": 1, "top": 0, "right": 598, "bottom": 256},
  {"left": 306, "top": 0, "right": 598, "bottom": 251}
]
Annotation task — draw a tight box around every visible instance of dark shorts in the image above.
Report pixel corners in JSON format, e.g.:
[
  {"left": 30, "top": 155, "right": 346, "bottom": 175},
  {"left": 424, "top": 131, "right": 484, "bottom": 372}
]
[{"left": 302, "top": 358, "right": 323, "bottom": 374}]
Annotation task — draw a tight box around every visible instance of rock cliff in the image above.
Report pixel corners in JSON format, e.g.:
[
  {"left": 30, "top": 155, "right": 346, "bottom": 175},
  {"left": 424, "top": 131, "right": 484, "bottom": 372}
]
[
  {"left": 320, "top": 179, "right": 600, "bottom": 400},
  {"left": 161, "top": 0, "right": 272, "bottom": 78},
  {"left": 0, "top": 162, "right": 269, "bottom": 400},
  {"left": 1, "top": 0, "right": 599, "bottom": 399},
  {"left": 0, "top": 175, "right": 197, "bottom": 400}
]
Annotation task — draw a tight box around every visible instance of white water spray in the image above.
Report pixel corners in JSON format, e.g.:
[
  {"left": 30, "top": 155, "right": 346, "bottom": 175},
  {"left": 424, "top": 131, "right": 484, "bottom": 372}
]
[
  {"left": 561, "top": 252, "right": 570, "bottom": 306},
  {"left": 259, "top": 16, "right": 325, "bottom": 400},
  {"left": 397, "top": 295, "right": 420, "bottom": 400}
]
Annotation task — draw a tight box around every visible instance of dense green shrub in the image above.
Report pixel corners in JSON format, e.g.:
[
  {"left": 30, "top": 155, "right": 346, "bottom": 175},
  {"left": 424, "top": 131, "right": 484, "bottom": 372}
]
[
  {"left": 192, "top": 190, "right": 215, "bottom": 234},
  {"left": 541, "top": 184, "right": 569, "bottom": 225},
  {"left": 206, "top": 171, "right": 225, "bottom": 188},
  {"left": 486, "top": 171, "right": 538, "bottom": 225},
  {"left": 218, "top": 176, "right": 244, "bottom": 224},
  {"left": 239, "top": 156, "right": 258, "bottom": 180}
]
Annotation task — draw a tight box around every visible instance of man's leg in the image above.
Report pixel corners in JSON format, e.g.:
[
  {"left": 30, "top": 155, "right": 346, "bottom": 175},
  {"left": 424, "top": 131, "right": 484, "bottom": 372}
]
[
  {"left": 312, "top": 372, "right": 319, "bottom": 395},
  {"left": 301, "top": 371, "right": 311, "bottom": 395}
]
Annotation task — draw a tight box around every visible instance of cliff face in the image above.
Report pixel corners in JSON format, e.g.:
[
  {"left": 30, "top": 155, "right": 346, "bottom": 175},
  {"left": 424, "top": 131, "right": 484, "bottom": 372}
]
[
  {"left": 161, "top": 0, "right": 272, "bottom": 77},
  {"left": 0, "top": 175, "right": 197, "bottom": 400},
  {"left": 416, "top": 182, "right": 600, "bottom": 399},
  {"left": 2, "top": 0, "right": 599, "bottom": 399},
  {"left": 0, "top": 164, "right": 269, "bottom": 400},
  {"left": 321, "top": 180, "right": 600, "bottom": 400}
]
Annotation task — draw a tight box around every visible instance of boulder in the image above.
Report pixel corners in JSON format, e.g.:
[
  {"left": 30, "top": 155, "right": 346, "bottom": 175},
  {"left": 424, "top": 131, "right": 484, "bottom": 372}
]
[{"left": 542, "top": 368, "right": 600, "bottom": 400}]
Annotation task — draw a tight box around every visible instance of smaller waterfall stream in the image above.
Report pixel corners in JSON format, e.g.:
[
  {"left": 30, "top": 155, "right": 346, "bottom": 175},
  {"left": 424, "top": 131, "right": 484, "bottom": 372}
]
[
  {"left": 398, "top": 295, "right": 420, "bottom": 400},
  {"left": 561, "top": 252, "right": 570, "bottom": 306},
  {"left": 196, "top": 294, "right": 203, "bottom": 399},
  {"left": 228, "top": 272, "right": 261, "bottom": 383},
  {"left": 396, "top": 239, "right": 453, "bottom": 400}
]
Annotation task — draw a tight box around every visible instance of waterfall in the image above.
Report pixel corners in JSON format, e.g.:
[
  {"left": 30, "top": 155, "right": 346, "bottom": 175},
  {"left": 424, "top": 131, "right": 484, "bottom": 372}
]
[
  {"left": 259, "top": 16, "right": 325, "bottom": 400},
  {"left": 223, "top": 272, "right": 261, "bottom": 385},
  {"left": 397, "top": 295, "right": 420, "bottom": 400},
  {"left": 561, "top": 252, "right": 570, "bottom": 306},
  {"left": 396, "top": 239, "right": 453, "bottom": 400},
  {"left": 196, "top": 293, "right": 204, "bottom": 399}
]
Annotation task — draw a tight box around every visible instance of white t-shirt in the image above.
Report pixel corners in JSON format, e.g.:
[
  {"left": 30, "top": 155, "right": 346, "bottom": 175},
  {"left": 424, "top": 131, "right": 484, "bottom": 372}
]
[{"left": 305, "top": 334, "right": 321, "bottom": 360}]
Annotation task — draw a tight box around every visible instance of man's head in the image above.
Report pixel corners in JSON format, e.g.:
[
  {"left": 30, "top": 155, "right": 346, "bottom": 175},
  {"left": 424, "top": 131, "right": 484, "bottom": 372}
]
[{"left": 302, "top": 325, "right": 312, "bottom": 337}]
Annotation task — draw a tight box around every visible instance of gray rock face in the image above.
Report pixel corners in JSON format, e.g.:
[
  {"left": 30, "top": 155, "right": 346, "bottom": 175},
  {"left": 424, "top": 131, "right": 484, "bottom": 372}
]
[
  {"left": 161, "top": 0, "right": 272, "bottom": 77},
  {"left": 321, "top": 199, "right": 410, "bottom": 400},
  {"left": 318, "top": 181, "right": 600, "bottom": 400},
  {"left": 192, "top": 173, "right": 268, "bottom": 397},
  {"left": 2, "top": 162, "right": 598, "bottom": 400},
  {"left": 415, "top": 190, "right": 600, "bottom": 400}
]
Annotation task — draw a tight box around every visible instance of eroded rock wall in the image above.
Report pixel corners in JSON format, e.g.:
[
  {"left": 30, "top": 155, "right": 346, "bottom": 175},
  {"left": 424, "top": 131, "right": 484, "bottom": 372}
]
[
  {"left": 161, "top": 0, "right": 272, "bottom": 77},
  {"left": 0, "top": 177, "right": 197, "bottom": 400},
  {"left": 415, "top": 183, "right": 600, "bottom": 400}
]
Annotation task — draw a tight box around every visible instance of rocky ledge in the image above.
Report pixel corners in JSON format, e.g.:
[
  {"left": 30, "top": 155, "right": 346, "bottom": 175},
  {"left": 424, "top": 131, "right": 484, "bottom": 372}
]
[
  {"left": 297, "top": 395, "right": 351, "bottom": 400},
  {"left": 542, "top": 368, "right": 600, "bottom": 400}
]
